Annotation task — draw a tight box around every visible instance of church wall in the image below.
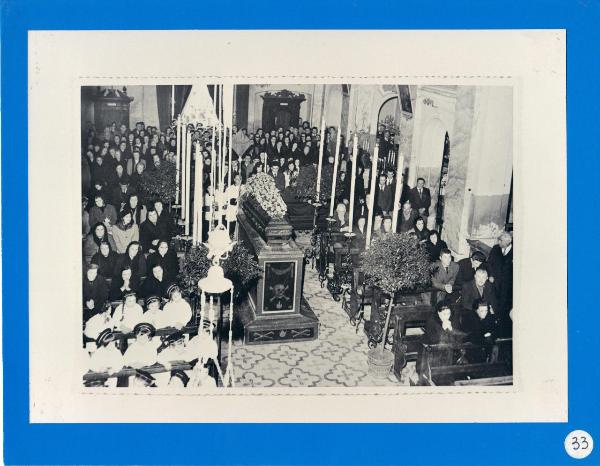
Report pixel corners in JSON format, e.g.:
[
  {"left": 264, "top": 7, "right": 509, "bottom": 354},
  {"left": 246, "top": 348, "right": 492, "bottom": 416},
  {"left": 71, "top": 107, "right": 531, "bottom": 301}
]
[
  {"left": 128, "top": 85, "right": 160, "bottom": 129},
  {"left": 441, "top": 86, "right": 513, "bottom": 257}
]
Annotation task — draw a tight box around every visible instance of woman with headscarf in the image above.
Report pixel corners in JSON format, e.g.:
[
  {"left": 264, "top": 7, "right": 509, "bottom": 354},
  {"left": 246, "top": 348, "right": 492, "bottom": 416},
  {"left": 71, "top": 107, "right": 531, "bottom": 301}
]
[
  {"left": 112, "top": 208, "right": 140, "bottom": 254},
  {"left": 146, "top": 240, "right": 180, "bottom": 283},
  {"left": 88, "top": 194, "right": 118, "bottom": 230},
  {"left": 126, "top": 193, "right": 147, "bottom": 226},
  {"left": 425, "top": 230, "right": 448, "bottom": 262},
  {"left": 109, "top": 265, "right": 140, "bottom": 302},
  {"left": 83, "top": 222, "right": 116, "bottom": 264},
  {"left": 115, "top": 241, "right": 147, "bottom": 281},
  {"left": 411, "top": 216, "right": 430, "bottom": 244},
  {"left": 90, "top": 240, "right": 118, "bottom": 279},
  {"left": 129, "top": 161, "right": 146, "bottom": 194}
]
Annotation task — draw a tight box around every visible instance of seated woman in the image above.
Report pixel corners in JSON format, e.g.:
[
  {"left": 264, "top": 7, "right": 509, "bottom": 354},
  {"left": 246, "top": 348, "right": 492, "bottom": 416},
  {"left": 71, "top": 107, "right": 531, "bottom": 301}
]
[
  {"left": 425, "top": 229, "right": 448, "bottom": 262},
  {"left": 112, "top": 209, "right": 140, "bottom": 254},
  {"left": 411, "top": 217, "right": 429, "bottom": 244},
  {"left": 88, "top": 194, "right": 118, "bottom": 230},
  {"left": 83, "top": 222, "right": 116, "bottom": 264},
  {"left": 91, "top": 240, "right": 118, "bottom": 279},
  {"left": 115, "top": 241, "right": 147, "bottom": 281},
  {"left": 424, "top": 301, "right": 464, "bottom": 345},
  {"left": 142, "top": 295, "right": 165, "bottom": 329},
  {"left": 109, "top": 266, "right": 140, "bottom": 302},
  {"left": 140, "top": 264, "right": 169, "bottom": 299},
  {"left": 146, "top": 240, "right": 180, "bottom": 283},
  {"left": 333, "top": 203, "right": 350, "bottom": 233},
  {"left": 126, "top": 193, "right": 147, "bottom": 226}
]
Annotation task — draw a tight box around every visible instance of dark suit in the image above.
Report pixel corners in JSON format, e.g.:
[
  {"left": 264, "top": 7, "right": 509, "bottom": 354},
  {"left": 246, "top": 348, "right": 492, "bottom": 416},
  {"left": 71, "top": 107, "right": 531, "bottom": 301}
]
[
  {"left": 460, "top": 279, "right": 498, "bottom": 313},
  {"left": 375, "top": 183, "right": 394, "bottom": 214},
  {"left": 487, "top": 244, "right": 513, "bottom": 314},
  {"left": 454, "top": 257, "right": 478, "bottom": 290},
  {"left": 432, "top": 260, "right": 459, "bottom": 300},
  {"left": 410, "top": 186, "right": 431, "bottom": 216}
]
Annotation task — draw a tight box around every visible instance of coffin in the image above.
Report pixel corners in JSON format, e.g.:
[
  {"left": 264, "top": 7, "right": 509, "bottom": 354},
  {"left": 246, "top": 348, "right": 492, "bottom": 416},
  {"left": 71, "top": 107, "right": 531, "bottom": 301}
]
[{"left": 241, "top": 197, "right": 293, "bottom": 246}]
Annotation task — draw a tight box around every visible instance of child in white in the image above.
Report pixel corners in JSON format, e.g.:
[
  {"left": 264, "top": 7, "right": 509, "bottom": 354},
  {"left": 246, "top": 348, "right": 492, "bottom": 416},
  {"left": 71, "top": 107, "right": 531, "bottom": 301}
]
[
  {"left": 112, "top": 292, "right": 143, "bottom": 333},
  {"left": 161, "top": 286, "right": 192, "bottom": 329}
]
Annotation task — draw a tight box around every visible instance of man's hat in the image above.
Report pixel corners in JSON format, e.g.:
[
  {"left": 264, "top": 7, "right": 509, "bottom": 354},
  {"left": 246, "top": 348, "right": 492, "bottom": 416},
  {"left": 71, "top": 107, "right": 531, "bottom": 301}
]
[
  {"left": 145, "top": 295, "right": 161, "bottom": 307},
  {"left": 170, "top": 370, "right": 190, "bottom": 387},
  {"left": 133, "top": 322, "right": 156, "bottom": 338},
  {"left": 96, "top": 329, "right": 115, "bottom": 348}
]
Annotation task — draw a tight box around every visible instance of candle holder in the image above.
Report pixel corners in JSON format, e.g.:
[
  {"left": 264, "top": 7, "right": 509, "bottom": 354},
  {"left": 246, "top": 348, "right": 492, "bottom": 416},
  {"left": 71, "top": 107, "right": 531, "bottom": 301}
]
[
  {"left": 303, "top": 200, "right": 323, "bottom": 272},
  {"left": 327, "top": 231, "right": 355, "bottom": 302},
  {"left": 196, "top": 225, "right": 236, "bottom": 388}
]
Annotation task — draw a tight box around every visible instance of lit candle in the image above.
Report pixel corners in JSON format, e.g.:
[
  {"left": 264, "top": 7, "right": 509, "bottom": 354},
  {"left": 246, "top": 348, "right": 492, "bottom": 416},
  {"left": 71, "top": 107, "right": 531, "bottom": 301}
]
[
  {"left": 209, "top": 295, "right": 214, "bottom": 334},
  {"left": 347, "top": 135, "right": 359, "bottom": 230},
  {"left": 228, "top": 285, "right": 234, "bottom": 387},
  {"left": 391, "top": 152, "right": 405, "bottom": 233},
  {"left": 328, "top": 126, "right": 341, "bottom": 218},
  {"left": 193, "top": 141, "right": 203, "bottom": 244},
  {"left": 365, "top": 143, "right": 380, "bottom": 249},
  {"left": 210, "top": 148, "right": 216, "bottom": 232},
  {"left": 315, "top": 116, "right": 326, "bottom": 201}
]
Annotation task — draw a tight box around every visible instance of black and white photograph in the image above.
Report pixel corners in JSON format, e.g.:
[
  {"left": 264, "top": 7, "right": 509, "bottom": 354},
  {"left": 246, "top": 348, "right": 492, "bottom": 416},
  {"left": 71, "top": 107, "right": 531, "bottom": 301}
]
[{"left": 80, "top": 82, "right": 514, "bottom": 389}]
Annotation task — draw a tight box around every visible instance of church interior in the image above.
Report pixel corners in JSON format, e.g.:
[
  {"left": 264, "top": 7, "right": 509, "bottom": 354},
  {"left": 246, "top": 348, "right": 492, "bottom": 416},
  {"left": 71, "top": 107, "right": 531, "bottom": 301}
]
[{"left": 81, "top": 83, "right": 514, "bottom": 388}]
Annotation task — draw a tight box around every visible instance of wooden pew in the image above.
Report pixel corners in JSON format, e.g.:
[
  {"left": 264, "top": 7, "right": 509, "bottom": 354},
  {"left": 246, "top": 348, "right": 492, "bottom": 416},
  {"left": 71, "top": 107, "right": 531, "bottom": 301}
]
[
  {"left": 391, "top": 305, "right": 435, "bottom": 379},
  {"left": 415, "top": 338, "right": 513, "bottom": 386}
]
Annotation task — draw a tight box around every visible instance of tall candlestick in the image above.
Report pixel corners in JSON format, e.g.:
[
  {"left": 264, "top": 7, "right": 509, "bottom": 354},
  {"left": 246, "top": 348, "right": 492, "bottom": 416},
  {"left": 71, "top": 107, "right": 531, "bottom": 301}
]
[
  {"left": 210, "top": 149, "right": 216, "bottom": 231},
  {"left": 391, "top": 153, "right": 405, "bottom": 233},
  {"left": 365, "top": 143, "right": 380, "bottom": 249},
  {"left": 199, "top": 291, "right": 205, "bottom": 329},
  {"left": 315, "top": 116, "right": 326, "bottom": 201},
  {"left": 328, "top": 126, "right": 341, "bottom": 217},
  {"left": 181, "top": 124, "right": 187, "bottom": 220},
  {"left": 184, "top": 129, "right": 192, "bottom": 235},
  {"left": 175, "top": 116, "right": 181, "bottom": 205},
  {"left": 193, "top": 141, "right": 203, "bottom": 244},
  {"left": 171, "top": 85, "right": 175, "bottom": 121},
  {"left": 348, "top": 135, "right": 359, "bottom": 230}
]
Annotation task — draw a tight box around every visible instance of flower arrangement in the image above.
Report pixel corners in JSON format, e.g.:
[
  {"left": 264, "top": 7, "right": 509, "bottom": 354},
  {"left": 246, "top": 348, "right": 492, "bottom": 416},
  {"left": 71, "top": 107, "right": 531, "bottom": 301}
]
[
  {"left": 243, "top": 173, "right": 288, "bottom": 219},
  {"left": 177, "top": 243, "right": 261, "bottom": 302},
  {"left": 361, "top": 232, "right": 431, "bottom": 294},
  {"left": 138, "top": 160, "right": 177, "bottom": 204}
]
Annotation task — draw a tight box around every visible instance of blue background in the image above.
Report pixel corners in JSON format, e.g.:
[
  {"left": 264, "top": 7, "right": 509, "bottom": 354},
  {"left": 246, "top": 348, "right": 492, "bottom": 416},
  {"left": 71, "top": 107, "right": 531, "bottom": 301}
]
[{"left": 1, "top": 0, "right": 595, "bottom": 464}]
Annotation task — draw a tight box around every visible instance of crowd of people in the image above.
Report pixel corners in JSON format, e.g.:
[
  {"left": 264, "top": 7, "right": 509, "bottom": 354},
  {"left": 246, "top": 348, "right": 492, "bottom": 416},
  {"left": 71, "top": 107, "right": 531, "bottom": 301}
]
[{"left": 81, "top": 114, "right": 513, "bottom": 385}]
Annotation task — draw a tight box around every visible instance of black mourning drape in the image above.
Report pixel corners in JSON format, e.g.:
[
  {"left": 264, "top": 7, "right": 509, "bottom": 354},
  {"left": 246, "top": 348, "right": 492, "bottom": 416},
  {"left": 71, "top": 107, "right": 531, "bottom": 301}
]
[{"left": 155, "top": 85, "right": 193, "bottom": 131}]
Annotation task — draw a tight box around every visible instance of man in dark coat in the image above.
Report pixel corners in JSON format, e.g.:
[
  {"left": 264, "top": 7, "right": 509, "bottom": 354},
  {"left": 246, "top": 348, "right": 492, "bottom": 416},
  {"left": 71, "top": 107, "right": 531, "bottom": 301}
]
[
  {"left": 374, "top": 173, "right": 394, "bottom": 216},
  {"left": 431, "top": 248, "right": 459, "bottom": 302},
  {"left": 454, "top": 250, "right": 487, "bottom": 290},
  {"left": 153, "top": 200, "right": 174, "bottom": 242},
  {"left": 487, "top": 231, "right": 513, "bottom": 315},
  {"left": 461, "top": 268, "right": 498, "bottom": 315},
  {"left": 410, "top": 177, "right": 432, "bottom": 223},
  {"left": 83, "top": 263, "right": 109, "bottom": 321}
]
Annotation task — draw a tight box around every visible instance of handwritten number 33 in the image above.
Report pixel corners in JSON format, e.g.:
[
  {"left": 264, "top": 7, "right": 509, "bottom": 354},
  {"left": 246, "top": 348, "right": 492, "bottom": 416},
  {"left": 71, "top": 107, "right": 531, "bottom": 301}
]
[{"left": 571, "top": 436, "right": 590, "bottom": 451}]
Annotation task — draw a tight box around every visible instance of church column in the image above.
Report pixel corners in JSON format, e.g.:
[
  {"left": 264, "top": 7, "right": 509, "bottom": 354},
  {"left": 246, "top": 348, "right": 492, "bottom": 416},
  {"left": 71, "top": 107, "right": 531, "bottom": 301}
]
[{"left": 443, "top": 86, "right": 513, "bottom": 256}]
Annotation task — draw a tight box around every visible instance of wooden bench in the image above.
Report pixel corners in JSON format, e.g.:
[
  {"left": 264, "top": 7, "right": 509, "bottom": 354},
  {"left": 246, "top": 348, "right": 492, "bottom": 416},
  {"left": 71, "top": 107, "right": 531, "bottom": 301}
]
[
  {"left": 391, "top": 305, "right": 435, "bottom": 379},
  {"left": 415, "top": 338, "right": 513, "bottom": 386}
]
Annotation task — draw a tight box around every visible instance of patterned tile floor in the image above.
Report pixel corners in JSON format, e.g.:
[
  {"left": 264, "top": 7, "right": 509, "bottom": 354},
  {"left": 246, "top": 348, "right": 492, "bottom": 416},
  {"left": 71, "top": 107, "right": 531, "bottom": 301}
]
[{"left": 231, "top": 234, "right": 415, "bottom": 388}]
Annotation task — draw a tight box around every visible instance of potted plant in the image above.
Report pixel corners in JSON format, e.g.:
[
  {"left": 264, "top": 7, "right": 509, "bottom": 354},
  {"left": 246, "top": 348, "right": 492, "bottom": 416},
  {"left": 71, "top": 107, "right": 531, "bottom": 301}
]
[
  {"left": 177, "top": 243, "right": 262, "bottom": 304},
  {"left": 361, "top": 232, "right": 431, "bottom": 378}
]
